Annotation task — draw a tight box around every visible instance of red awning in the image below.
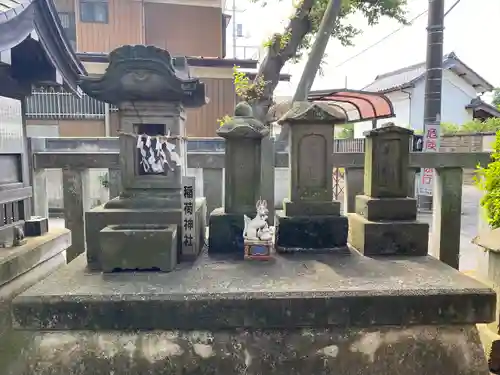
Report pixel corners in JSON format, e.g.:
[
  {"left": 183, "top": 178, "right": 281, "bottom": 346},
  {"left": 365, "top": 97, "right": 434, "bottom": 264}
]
[{"left": 308, "top": 89, "right": 395, "bottom": 123}]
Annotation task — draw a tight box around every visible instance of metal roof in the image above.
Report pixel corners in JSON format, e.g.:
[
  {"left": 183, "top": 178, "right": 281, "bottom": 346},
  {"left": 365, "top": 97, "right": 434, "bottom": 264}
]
[
  {"left": 0, "top": 0, "right": 86, "bottom": 95},
  {"left": 308, "top": 89, "right": 395, "bottom": 123},
  {"left": 363, "top": 52, "right": 494, "bottom": 94}
]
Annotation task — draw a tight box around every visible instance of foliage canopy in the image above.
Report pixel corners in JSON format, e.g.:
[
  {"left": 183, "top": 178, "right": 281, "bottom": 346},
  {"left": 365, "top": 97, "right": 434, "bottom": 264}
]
[{"left": 475, "top": 130, "right": 500, "bottom": 229}]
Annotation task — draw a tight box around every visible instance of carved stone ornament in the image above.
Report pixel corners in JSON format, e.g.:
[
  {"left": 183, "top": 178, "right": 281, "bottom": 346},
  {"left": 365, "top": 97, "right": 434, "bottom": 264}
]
[
  {"left": 79, "top": 45, "right": 207, "bottom": 107},
  {"left": 216, "top": 102, "right": 270, "bottom": 139},
  {"left": 277, "top": 101, "right": 346, "bottom": 125}
]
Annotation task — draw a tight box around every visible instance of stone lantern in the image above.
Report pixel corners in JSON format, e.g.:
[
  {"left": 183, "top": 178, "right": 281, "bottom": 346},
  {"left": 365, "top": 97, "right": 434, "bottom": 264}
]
[{"left": 208, "top": 102, "right": 269, "bottom": 256}]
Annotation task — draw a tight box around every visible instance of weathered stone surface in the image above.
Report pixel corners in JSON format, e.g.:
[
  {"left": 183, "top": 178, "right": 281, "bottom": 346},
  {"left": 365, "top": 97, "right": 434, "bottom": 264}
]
[
  {"left": 79, "top": 45, "right": 207, "bottom": 107},
  {"left": 0, "top": 229, "right": 70, "bottom": 288},
  {"left": 5, "top": 325, "right": 491, "bottom": 375},
  {"left": 207, "top": 208, "right": 244, "bottom": 257},
  {"left": 99, "top": 224, "right": 177, "bottom": 272},
  {"left": 363, "top": 125, "right": 413, "bottom": 199},
  {"left": 216, "top": 103, "right": 268, "bottom": 215},
  {"left": 85, "top": 206, "right": 182, "bottom": 271},
  {"left": 0, "top": 230, "right": 69, "bottom": 374},
  {"left": 355, "top": 195, "right": 417, "bottom": 221},
  {"left": 348, "top": 213, "right": 429, "bottom": 256},
  {"left": 283, "top": 199, "right": 340, "bottom": 216},
  {"left": 12, "top": 251, "right": 495, "bottom": 331},
  {"left": 275, "top": 211, "right": 348, "bottom": 251}
]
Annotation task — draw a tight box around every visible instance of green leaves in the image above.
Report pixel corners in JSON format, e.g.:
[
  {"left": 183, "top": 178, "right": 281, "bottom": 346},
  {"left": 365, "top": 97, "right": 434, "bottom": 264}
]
[{"left": 475, "top": 130, "right": 500, "bottom": 229}]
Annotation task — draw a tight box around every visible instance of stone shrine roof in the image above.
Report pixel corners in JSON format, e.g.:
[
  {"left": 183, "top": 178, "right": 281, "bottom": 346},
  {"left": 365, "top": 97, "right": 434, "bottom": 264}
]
[{"left": 79, "top": 45, "right": 207, "bottom": 107}]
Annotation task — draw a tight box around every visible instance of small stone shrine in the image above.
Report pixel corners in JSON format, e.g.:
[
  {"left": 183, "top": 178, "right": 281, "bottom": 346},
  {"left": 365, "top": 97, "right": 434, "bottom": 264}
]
[
  {"left": 208, "top": 102, "right": 269, "bottom": 256},
  {"left": 348, "top": 124, "right": 429, "bottom": 255},
  {"left": 275, "top": 101, "right": 349, "bottom": 252},
  {"left": 81, "top": 45, "right": 207, "bottom": 271}
]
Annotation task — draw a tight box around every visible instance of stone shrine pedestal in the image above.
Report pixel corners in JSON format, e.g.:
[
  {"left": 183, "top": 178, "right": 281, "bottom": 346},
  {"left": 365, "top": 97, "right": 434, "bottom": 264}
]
[
  {"left": 348, "top": 125, "right": 429, "bottom": 256},
  {"left": 11, "top": 251, "right": 496, "bottom": 375},
  {"left": 275, "top": 102, "right": 348, "bottom": 252}
]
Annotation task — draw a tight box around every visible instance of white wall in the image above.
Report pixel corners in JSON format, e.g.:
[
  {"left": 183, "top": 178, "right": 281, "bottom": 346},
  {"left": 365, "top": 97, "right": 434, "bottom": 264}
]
[{"left": 409, "top": 70, "right": 475, "bottom": 132}]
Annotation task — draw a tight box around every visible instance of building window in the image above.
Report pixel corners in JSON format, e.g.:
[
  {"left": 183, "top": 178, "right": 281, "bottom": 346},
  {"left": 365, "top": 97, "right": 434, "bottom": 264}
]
[
  {"left": 236, "top": 23, "right": 243, "bottom": 37},
  {"left": 79, "top": 0, "right": 109, "bottom": 23}
]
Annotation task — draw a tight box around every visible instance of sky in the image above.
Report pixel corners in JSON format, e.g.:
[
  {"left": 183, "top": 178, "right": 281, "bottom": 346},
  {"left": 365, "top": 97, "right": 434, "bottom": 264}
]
[{"left": 233, "top": 0, "right": 500, "bottom": 101}]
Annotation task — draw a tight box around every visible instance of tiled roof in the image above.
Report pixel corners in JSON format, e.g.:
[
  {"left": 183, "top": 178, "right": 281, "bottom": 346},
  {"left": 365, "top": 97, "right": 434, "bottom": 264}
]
[
  {"left": 363, "top": 52, "right": 494, "bottom": 94},
  {"left": 363, "top": 61, "right": 426, "bottom": 92}
]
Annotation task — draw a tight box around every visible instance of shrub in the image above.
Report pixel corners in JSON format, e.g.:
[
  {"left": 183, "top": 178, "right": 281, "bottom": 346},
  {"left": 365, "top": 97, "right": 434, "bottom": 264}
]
[{"left": 475, "top": 130, "right": 500, "bottom": 229}]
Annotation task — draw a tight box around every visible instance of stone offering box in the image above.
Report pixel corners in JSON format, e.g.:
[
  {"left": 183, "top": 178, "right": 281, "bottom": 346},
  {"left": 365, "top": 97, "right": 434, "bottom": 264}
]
[
  {"left": 99, "top": 224, "right": 177, "bottom": 272},
  {"left": 244, "top": 238, "right": 273, "bottom": 260}
]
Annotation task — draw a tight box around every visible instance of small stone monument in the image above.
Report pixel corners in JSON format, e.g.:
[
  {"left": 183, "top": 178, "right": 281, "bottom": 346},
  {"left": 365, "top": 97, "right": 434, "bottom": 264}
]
[
  {"left": 243, "top": 199, "right": 273, "bottom": 260},
  {"left": 275, "top": 102, "right": 349, "bottom": 252},
  {"left": 81, "top": 45, "right": 208, "bottom": 271},
  {"left": 208, "top": 102, "right": 269, "bottom": 256},
  {"left": 348, "top": 124, "right": 429, "bottom": 255}
]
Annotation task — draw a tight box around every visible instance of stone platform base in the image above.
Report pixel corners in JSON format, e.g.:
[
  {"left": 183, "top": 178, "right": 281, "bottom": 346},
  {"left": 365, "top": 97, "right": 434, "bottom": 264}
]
[
  {"left": 7, "top": 325, "right": 490, "bottom": 375},
  {"left": 348, "top": 213, "right": 429, "bottom": 256},
  {"left": 275, "top": 211, "right": 348, "bottom": 252},
  {"left": 208, "top": 208, "right": 245, "bottom": 257},
  {"left": 0, "top": 229, "right": 70, "bottom": 373}
]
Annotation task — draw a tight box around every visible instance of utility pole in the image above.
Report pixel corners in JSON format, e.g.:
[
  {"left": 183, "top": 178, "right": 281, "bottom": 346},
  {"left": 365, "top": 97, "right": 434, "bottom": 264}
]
[
  {"left": 232, "top": 0, "right": 237, "bottom": 58},
  {"left": 418, "top": 0, "right": 445, "bottom": 211}
]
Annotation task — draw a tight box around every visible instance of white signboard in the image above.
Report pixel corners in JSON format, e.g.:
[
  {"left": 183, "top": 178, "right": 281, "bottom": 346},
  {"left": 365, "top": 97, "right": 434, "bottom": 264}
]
[
  {"left": 181, "top": 176, "right": 197, "bottom": 257},
  {"left": 0, "top": 96, "right": 23, "bottom": 154},
  {"left": 418, "top": 123, "right": 441, "bottom": 196}
]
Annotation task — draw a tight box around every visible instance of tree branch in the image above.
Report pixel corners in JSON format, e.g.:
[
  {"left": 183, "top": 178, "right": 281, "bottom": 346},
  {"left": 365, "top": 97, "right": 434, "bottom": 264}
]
[{"left": 250, "top": 0, "right": 316, "bottom": 122}]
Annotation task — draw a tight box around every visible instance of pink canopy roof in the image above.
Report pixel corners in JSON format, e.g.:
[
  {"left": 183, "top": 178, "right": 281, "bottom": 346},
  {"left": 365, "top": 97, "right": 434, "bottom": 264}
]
[{"left": 308, "top": 89, "right": 395, "bottom": 123}]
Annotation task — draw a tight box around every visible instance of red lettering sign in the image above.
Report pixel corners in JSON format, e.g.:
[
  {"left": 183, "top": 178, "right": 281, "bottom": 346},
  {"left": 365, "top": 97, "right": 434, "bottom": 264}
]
[
  {"left": 426, "top": 128, "right": 438, "bottom": 139},
  {"left": 425, "top": 139, "right": 437, "bottom": 151}
]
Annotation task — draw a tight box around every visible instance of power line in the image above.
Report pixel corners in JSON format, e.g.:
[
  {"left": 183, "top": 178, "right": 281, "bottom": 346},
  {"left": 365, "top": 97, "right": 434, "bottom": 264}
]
[{"left": 335, "top": 0, "right": 463, "bottom": 69}]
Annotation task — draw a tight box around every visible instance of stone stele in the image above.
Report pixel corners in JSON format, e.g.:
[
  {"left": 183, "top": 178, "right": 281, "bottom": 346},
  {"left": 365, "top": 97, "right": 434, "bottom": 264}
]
[
  {"left": 275, "top": 101, "right": 348, "bottom": 252},
  {"left": 348, "top": 124, "right": 429, "bottom": 256}
]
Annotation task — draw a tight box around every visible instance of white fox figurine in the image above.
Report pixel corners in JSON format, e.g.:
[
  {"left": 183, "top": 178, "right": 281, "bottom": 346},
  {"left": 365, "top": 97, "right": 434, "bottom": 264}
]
[{"left": 243, "top": 199, "right": 273, "bottom": 241}]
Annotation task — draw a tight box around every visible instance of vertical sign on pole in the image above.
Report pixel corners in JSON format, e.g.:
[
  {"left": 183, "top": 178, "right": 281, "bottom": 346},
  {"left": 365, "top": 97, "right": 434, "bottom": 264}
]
[{"left": 418, "top": 121, "right": 441, "bottom": 196}]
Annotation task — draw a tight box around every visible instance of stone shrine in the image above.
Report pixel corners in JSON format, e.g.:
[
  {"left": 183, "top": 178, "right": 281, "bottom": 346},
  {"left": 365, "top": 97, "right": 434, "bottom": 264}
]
[
  {"left": 275, "top": 101, "right": 348, "bottom": 251},
  {"left": 82, "top": 45, "right": 207, "bottom": 271},
  {"left": 208, "top": 102, "right": 269, "bottom": 256},
  {"left": 8, "top": 50, "right": 498, "bottom": 375},
  {"left": 348, "top": 124, "right": 429, "bottom": 256}
]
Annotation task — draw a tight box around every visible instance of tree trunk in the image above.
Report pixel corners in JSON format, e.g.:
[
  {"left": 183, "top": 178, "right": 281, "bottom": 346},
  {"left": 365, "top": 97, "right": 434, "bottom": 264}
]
[{"left": 250, "top": 0, "right": 316, "bottom": 123}]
